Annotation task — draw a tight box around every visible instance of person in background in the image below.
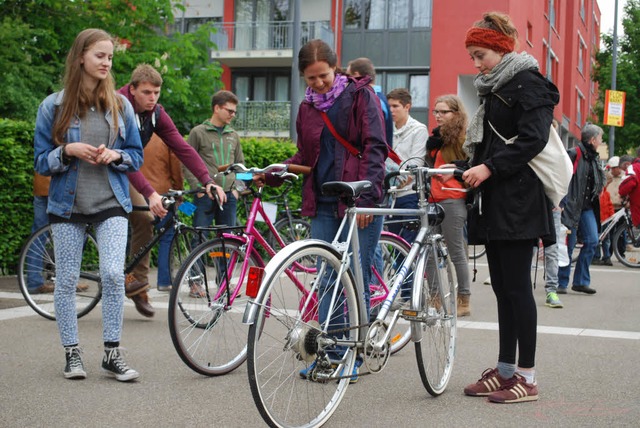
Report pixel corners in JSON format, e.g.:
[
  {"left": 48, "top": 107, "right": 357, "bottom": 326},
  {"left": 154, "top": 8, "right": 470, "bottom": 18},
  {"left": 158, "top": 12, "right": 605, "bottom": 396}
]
[
  {"left": 593, "top": 171, "right": 614, "bottom": 266},
  {"left": 185, "top": 90, "right": 244, "bottom": 297},
  {"left": 118, "top": 64, "right": 225, "bottom": 317},
  {"left": 461, "top": 12, "right": 558, "bottom": 403},
  {"left": 387, "top": 88, "right": 428, "bottom": 240},
  {"left": 26, "top": 173, "right": 53, "bottom": 294},
  {"left": 619, "top": 148, "right": 640, "bottom": 234},
  {"left": 346, "top": 57, "right": 393, "bottom": 147},
  {"left": 606, "top": 156, "right": 624, "bottom": 211},
  {"left": 34, "top": 28, "right": 143, "bottom": 381},
  {"left": 558, "top": 123, "right": 606, "bottom": 295},
  {"left": 140, "top": 133, "right": 184, "bottom": 291},
  {"left": 620, "top": 154, "right": 634, "bottom": 172},
  {"left": 425, "top": 94, "right": 471, "bottom": 316},
  {"left": 255, "top": 39, "right": 388, "bottom": 383}
]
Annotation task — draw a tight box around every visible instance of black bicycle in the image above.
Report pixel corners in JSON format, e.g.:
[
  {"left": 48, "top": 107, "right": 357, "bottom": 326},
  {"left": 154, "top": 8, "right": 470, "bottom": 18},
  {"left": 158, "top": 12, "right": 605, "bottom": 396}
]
[{"left": 17, "top": 188, "right": 212, "bottom": 320}]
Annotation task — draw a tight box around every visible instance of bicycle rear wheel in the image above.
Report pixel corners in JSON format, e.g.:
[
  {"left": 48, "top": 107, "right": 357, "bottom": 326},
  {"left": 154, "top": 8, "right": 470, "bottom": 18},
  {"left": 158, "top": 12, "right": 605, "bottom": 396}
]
[
  {"left": 414, "top": 242, "right": 457, "bottom": 396},
  {"left": 612, "top": 224, "right": 640, "bottom": 268},
  {"left": 18, "top": 225, "right": 102, "bottom": 320},
  {"left": 247, "top": 240, "right": 359, "bottom": 428},
  {"left": 374, "top": 233, "right": 413, "bottom": 354},
  {"left": 169, "top": 237, "right": 261, "bottom": 376}
]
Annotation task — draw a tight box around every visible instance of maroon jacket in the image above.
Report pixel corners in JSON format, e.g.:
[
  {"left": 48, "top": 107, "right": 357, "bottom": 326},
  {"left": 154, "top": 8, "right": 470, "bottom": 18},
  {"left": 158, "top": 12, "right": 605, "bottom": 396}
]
[
  {"left": 619, "top": 159, "right": 640, "bottom": 226},
  {"left": 117, "top": 84, "right": 212, "bottom": 197},
  {"left": 270, "top": 75, "right": 387, "bottom": 217}
]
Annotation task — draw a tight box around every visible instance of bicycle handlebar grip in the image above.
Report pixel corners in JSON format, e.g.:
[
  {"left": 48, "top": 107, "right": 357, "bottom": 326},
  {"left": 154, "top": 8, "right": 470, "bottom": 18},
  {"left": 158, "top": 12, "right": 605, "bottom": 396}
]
[
  {"left": 384, "top": 171, "right": 402, "bottom": 191},
  {"left": 287, "top": 164, "right": 312, "bottom": 175}
]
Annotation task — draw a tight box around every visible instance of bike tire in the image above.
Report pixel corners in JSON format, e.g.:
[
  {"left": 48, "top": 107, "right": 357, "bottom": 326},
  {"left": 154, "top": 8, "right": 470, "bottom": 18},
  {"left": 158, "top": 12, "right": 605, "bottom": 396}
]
[
  {"left": 168, "top": 227, "right": 206, "bottom": 283},
  {"left": 414, "top": 242, "right": 457, "bottom": 396},
  {"left": 18, "top": 224, "right": 102, "bottom": 320},
  {"left": 247, "top": 240, "right": 359, "bottom": 428},
  {"left": 168, "top": 236, "right": 262, "bottom": 376},
  {"left": 269, "top": 217, "right": 311, "bottom": 249},
  {"left": 374, "top": 233, "right": 413, "bottom": 355},
  {"left": 467, "top": 244, "right": 486, "bottom": 260},
  {"left": 612, "top": 224, "right": 640, "bottom": 268}
]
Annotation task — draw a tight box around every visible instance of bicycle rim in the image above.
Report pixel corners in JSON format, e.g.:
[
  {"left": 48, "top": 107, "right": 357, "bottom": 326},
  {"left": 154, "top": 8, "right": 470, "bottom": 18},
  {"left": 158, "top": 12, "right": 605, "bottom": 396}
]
[
  {"left": 414, "top": 247, "right": 457, "bottom": 396},
  {"left": 612, "top": 225, "right": 640, "bottom": 268},
  {"left": 373, "top": 233, "right": 413, "bottom": 355},
  {"left": 169, "top": 237, "right": 259, "bottom": 376},
  {"left": 247, "top": 241, "right": 359, "bottom": 428},
  {"left": 169, "top": 227, "right": 204, "bottom": 283},
  {"left": 18, "top": 225, "right": 101, "bottom": 320}
]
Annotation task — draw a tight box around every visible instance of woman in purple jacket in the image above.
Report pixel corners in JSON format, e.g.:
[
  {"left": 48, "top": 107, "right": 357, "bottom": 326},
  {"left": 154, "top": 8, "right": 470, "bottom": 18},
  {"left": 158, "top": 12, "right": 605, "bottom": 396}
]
[{"left": 259, "top": 39, "right": 388, "bottom": 381}]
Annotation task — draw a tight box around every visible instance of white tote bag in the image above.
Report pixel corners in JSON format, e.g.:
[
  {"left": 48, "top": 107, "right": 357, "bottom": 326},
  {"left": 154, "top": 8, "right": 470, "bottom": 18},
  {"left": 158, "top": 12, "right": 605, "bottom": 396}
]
[{"left": 488, "top": 122, "right": 572, "bottom": 207}]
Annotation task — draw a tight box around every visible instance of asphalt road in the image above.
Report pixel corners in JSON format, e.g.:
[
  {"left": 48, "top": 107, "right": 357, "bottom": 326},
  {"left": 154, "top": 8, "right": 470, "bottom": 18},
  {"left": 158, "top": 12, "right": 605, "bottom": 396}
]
[{"left": 1, "top": 261, "right": 639, "bottom": 427}]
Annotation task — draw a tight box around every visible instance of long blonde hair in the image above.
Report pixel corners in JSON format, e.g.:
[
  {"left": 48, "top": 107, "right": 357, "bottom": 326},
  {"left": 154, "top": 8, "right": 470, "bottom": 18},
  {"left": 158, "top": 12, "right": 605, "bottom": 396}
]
[
  {"left": 53, "top": 29, "right": 121, "bottom": 146},
  {"left": 434, "top": 95, "right": 468, "bottom": 163}
]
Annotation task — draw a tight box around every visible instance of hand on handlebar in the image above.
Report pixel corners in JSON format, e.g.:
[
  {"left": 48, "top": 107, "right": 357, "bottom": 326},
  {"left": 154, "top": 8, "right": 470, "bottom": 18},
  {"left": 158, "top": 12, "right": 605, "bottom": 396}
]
[
  {"left": 148, "top": 192, "right": 168, "bottom": 218},
  {"left": 206, "top": 182, "right": 227, "bottom": 210}
]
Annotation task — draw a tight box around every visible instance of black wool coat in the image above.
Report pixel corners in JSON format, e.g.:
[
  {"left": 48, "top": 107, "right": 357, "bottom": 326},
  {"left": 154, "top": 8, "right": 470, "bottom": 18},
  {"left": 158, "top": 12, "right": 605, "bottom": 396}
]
[{"left": 468, "top": 69, "right": 560, "bottom": 244}]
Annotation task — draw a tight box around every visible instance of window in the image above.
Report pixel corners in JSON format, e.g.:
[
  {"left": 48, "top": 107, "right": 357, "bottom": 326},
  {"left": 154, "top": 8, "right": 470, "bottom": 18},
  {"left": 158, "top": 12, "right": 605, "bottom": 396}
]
[
  {"left": 576, "top": 89, "right": 585, "bottom": 127},
  {"left": 232, "top": 71, "right": 290, "bottom": 102},
  {"left": 580, "top": 0, "right": 586, "bottom": 21},
  {"left": 526, "top": 21, "right": 533, "bottom": 47},
  {"left": 345, "top": 0, "right": 430, "bottom": 30},
  {"left": 578, "top": 34, "right": 586, "bottom": 75},
  {"left": 549, "top": 0, "right": 559, "bottom": 31}
]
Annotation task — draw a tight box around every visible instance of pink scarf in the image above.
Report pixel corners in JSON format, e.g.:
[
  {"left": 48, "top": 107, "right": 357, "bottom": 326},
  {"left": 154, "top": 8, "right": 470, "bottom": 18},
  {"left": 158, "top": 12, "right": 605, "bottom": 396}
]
[{"left": 304, "top": 74, "right": 349, "bottom": 112}]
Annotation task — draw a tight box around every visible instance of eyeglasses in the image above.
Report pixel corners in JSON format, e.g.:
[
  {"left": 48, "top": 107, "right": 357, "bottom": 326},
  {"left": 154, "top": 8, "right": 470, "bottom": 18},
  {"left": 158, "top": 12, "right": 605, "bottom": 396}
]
[
  {"left": 432, "top": 109, "right": 454, "bottom": 116},
  {"left": 223, "top": 108, "right": 237, "bottom": 116}
]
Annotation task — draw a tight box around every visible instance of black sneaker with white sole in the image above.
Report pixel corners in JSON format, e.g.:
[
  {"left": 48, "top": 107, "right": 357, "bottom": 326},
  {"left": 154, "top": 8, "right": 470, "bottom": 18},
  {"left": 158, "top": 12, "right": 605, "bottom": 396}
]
[
  {"left": 102, "top": 347, "right": 139, "bottom": 382},
  {"left": 64, "top": 346, "right": 87, "bottom": 379}
]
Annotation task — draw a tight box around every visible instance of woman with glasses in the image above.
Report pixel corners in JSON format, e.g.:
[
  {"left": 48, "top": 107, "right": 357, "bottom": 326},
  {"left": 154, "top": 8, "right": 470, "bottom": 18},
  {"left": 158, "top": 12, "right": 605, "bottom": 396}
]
[{"left": 426, "top": 94, "right": 471, "bottom": 316}]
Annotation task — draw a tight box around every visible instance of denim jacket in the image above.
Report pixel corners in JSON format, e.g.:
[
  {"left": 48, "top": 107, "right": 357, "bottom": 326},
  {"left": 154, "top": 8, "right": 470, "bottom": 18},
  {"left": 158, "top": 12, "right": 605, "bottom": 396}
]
[{"left": 34, "top": 91, "right": 143, "bottom": 218}]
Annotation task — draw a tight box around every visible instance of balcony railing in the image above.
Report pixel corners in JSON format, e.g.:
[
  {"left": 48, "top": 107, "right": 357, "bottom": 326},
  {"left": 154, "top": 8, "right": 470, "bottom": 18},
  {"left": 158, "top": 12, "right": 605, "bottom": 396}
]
[
  {"left": 211, "top": 20, "right": 333, "bottom": 51},
  {"left": 233, "top": 101, "right": 291, "bottom": 137}
]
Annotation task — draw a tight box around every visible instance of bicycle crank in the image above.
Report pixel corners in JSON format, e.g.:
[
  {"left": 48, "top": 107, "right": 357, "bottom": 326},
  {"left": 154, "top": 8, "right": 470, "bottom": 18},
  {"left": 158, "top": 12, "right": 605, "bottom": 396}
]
[{"left": 363, "top": 319, "right": 390, "bottom": 373}]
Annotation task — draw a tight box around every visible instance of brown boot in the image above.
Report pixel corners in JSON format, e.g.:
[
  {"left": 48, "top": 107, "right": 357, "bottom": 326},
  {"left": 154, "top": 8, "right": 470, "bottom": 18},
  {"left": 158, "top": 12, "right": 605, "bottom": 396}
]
[
  {"left": 125, "top": 273, "right": 149, "bottom": 298},
  {"left": 131, "top": 291, "right": 155, "bottom": 318},
  {"left": 457, "top": 294, "right": 470, "bottom": 317}
]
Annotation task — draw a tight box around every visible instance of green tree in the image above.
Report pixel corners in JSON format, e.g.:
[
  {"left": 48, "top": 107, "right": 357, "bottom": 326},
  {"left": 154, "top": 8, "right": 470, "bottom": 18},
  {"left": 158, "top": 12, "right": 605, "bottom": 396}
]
[
  {"left": 0, "top": 0, "right": 222, "bottom": 132},
  {"left": 594, "top": 0, "right": 640, "bottom": 155}
]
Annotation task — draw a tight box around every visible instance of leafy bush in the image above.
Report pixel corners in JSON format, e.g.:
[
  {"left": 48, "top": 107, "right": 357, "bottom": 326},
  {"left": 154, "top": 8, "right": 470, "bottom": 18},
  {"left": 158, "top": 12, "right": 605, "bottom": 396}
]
[
  {"left": 0, "top": 119, "right": 35, "bottom": 274},
  {"left": 1, "top": 126, "right": 299, "bottom": 275}
]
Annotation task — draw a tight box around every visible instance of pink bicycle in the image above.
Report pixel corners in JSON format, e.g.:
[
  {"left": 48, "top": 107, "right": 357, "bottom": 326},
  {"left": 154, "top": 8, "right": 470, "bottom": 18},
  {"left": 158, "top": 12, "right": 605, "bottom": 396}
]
[{"left": 168, "top": 163, "right": 412, "bottom": 376}]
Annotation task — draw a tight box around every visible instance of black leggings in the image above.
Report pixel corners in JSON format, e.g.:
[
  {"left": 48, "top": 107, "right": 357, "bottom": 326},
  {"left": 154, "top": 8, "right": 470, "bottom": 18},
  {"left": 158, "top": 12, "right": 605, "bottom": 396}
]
[{"left": 485, "top": 239, "right": 537, "bottom": 369}]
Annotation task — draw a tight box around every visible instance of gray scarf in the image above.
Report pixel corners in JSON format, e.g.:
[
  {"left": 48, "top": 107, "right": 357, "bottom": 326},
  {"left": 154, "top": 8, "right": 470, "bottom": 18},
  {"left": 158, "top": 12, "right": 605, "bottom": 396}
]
[{"left": 463, "top": 52, "right": 540, "bottom": 157}]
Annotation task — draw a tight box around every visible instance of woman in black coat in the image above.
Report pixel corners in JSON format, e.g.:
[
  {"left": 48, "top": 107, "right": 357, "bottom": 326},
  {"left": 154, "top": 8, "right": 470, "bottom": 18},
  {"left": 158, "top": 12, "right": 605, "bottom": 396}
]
[{"left": 461, "top": 12, "right": 559, "bottom": 404}]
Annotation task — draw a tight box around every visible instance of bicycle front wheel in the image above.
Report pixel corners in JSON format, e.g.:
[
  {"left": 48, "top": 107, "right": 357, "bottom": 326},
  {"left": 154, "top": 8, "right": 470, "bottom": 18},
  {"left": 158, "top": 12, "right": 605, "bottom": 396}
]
[
  {"left": 612, "top": 224, "right": 640, "bottom": 268},
  {"left": 247, "top": 240, "right": 360, "bottom": 428},
  {"left": 414, "top": 243, "right": 457, "bottom": 396},
  {"left": 169, "top": 237, "right": 261, "bottom": 376},
  {"left": 374, "top": 233, "right": 413, "bottom": 355},
  {"left": 270, "top": 217, "right": 311, "bottom": 248},
  {"left": 18, "top": 225, "right": 102, "bottom": 320}
]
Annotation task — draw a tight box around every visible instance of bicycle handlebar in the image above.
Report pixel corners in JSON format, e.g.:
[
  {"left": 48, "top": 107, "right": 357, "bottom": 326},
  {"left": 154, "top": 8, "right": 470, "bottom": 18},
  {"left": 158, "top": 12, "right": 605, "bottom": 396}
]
[
  {"left": 221, "top": 163, "right": 309, "bottom": 180},
  {"left": 384, "top": 167, "right": 465, "bottom": 191}
]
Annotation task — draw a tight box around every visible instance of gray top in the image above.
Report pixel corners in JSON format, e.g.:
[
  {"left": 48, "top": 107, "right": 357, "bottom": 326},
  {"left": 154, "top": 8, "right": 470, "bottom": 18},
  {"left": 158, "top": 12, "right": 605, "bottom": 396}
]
[{"left": 74, "top": 108, "right": 119, "bottom": 215}]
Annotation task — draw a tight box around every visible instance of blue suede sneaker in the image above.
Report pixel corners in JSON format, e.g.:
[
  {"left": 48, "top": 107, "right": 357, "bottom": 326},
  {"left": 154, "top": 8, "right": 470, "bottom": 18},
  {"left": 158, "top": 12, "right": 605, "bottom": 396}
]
[{"left": 341, "top": 359, "right": 362, "bottom": 384}]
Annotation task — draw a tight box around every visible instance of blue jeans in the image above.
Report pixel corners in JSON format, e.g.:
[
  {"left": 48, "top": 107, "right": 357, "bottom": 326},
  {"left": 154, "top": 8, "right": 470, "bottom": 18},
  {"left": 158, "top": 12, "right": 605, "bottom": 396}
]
[
  {"left": 559, "top": 209, "right": 598, "bottom": 288},
  {"left": 27, "top": 196, "right": 49, "bottom": 290},
  {"left": 543, "top": 209, "right": 562, "bottom": 293},
  {"left": 311, "top": 203, "right": 383, "bottom": 360},
  {"left": 193, "top": 191, "right": 237, "bottom": 229},
  {"left": 155, "top": 214, "right": 175, "bottom": 287}
]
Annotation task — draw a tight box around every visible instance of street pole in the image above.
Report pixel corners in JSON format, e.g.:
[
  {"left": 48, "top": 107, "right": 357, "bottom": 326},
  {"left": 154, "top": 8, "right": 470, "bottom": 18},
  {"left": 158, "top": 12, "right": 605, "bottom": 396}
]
[
  {"left": 290, "top": 0, "right": 301, "bottom": 141},
  {"left": 608, "top": 0, "right": 619, "bottom": 158}
]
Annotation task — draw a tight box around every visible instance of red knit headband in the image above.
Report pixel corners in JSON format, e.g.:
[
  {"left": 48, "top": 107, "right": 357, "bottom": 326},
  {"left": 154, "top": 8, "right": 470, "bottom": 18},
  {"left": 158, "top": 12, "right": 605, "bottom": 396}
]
[{"left": 465, "top": 27, "right": 515, "bottom": 53}]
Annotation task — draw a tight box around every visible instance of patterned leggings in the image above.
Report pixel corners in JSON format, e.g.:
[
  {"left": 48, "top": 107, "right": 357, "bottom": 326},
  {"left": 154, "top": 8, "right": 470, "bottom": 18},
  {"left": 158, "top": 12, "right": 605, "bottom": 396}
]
[{"left": 51, "top": 216, "right": 128, "bottom": 347}]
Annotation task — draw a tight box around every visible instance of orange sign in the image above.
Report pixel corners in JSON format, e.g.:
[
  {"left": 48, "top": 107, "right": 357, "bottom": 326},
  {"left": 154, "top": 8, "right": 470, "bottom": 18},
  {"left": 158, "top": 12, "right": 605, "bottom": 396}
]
[{"left": 603, "top": 90, "right": 626, "bottom": 127}]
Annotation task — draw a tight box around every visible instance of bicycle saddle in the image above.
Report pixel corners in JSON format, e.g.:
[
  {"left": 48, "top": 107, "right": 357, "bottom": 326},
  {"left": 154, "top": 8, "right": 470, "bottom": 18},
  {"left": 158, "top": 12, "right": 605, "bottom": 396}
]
[{"left": 321, "top": 181, "right": 373, "bottom": 204}]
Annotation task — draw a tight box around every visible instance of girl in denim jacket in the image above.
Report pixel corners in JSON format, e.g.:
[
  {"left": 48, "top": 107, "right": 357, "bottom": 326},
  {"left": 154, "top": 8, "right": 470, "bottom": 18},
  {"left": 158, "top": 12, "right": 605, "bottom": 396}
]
[{"left": 34, "top": 29, "right": 143, "bottom": 382}]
